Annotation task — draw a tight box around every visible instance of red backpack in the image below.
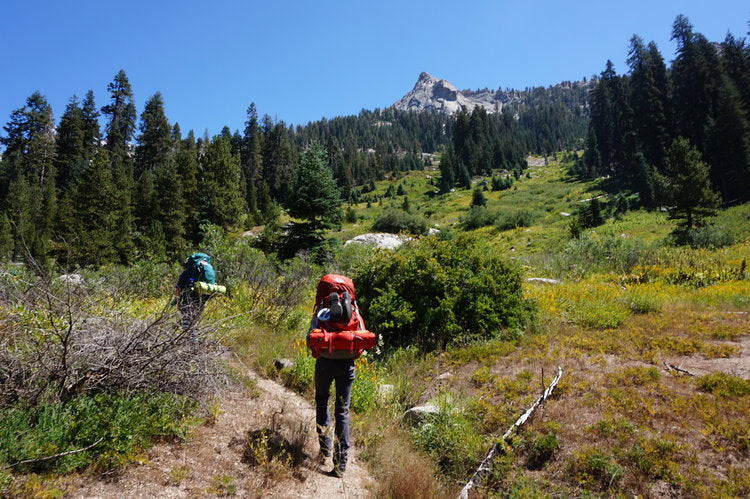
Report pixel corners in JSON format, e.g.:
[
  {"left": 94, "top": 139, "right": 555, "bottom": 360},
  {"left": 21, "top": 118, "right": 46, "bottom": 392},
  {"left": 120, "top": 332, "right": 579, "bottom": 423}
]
[{"left": 307, "top": 274, "right": 375, "bottom": 358}]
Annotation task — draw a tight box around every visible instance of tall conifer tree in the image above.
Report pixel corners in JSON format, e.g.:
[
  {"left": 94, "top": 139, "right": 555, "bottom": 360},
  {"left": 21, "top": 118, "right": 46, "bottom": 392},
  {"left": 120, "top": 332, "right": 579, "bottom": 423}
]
[
  {"left": 101, "top": 70, "right": 137, "bottom": 262},
  {"left": 627, "top": 36, "right": 670, "bottom": 170},
  {"left": 287, "top": 143, "right": 342, "bottom": 231},
  {"left": 0, "top": 92, "right": 57, "bottom": 260},
  {"left": 80, "top": 90, "right": 101, "bottom": 159},
  {"left": 175, "top": 129, "right": 201, "bottom": 243},
  {"left": 135, "top": 92, "right": 172, "bottom": 178},
  {"left": 55, "top": 95, "right": 85, "bottom": 191},
  {"left": 200, "top": 135, "right": 244, "bottom": 228},
  {"left": 242, "top": 103, "right": 264, "bottom": 223},
  {"left": 72, "top": 149, "right": 120, "bottom": 265}
]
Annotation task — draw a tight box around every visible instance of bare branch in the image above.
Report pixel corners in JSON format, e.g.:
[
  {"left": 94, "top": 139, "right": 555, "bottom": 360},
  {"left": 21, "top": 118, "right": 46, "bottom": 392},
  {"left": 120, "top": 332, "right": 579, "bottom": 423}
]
[
  {"left": 2, "top": 437, "right": 104, "bottom": 469},
  {"left": 458, "top": 366, "right": 564, "bottom": 499}
]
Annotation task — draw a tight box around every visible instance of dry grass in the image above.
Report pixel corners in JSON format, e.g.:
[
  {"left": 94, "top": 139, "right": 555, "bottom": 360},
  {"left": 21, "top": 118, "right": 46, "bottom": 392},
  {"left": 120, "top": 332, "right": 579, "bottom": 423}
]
[
  {"left": 361, "top": 424, "right": 451, "bottom": 499},
  {"left": 407, "top": 272, "right": 750, "bottom": 497}
]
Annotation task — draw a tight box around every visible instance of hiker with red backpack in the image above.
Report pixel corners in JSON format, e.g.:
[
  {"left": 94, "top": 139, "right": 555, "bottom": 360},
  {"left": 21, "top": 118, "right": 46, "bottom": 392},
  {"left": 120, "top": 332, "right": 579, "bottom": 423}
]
[{"left": 306, "top": 274, "right": 375, "bottom": 478}]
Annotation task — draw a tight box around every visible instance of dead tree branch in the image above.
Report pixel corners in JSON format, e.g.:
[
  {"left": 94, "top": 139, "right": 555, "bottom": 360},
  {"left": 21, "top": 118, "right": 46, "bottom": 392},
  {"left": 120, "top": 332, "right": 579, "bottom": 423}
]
[
  {"left": 458, "top": 366, "right": 563, "bottom": 499},
  {"left": 664, "top": 362, "right": 696, "bottom": 377},
  {"left": 2, "top": 437, "right": 104, "bottom": 469}
]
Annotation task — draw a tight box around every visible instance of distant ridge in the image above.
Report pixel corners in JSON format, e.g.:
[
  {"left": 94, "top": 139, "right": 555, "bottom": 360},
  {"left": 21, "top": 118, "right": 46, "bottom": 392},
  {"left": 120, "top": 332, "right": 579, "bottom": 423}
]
[
  {"left": 393, "top": 72, "right": 517, "bottom": 115},
  {"left": 393, "top": 72, "right": 591, "bottom": 115}
]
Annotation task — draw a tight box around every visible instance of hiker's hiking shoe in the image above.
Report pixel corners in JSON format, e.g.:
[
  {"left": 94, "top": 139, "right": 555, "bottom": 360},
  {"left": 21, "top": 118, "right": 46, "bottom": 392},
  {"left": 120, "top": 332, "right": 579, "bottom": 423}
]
[
  {"left": 332, "top": 464, "right": 345, "bottom": 478},
  {"left": 315, "top": 449, "right": 330, "bottom": 465}
]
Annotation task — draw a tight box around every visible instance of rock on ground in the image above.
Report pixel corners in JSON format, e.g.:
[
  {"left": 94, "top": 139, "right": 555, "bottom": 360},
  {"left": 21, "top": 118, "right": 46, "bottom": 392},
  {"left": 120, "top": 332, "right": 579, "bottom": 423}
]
[{"left": 344, "top": 233, "right": 411, "bottom": 250}]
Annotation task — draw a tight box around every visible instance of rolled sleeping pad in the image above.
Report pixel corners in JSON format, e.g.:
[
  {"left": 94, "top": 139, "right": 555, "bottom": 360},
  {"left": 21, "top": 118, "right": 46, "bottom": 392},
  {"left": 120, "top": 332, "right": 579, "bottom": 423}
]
[
  {"left": 193, "top": 281, "right": 227, "bottom": 295},
  {"left": 307, "top": 328, "right": 376, "bottom": 356}
]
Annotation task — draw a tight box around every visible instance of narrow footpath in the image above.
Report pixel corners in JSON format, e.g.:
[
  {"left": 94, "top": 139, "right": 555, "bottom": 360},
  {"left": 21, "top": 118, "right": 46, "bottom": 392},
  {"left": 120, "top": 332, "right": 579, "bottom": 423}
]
[{"left": 72, "top": 362, "right": 374, "bottom": 498}]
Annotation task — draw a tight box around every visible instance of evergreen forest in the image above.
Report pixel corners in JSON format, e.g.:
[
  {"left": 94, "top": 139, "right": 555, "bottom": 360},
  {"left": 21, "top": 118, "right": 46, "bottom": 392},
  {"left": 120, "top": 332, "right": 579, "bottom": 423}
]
[
  {"left": 577, "top": 15, "right": 750, "bottom": 219},
  {"left": 0, "top": 68, "right": 588, "bottom": 266}
]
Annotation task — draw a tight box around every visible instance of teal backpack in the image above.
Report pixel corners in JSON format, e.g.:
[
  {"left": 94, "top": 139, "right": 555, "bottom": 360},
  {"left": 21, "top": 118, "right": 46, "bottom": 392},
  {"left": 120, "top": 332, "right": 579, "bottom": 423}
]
[{"left": 184, "top": 253, "right": 216, "bottom": 285}]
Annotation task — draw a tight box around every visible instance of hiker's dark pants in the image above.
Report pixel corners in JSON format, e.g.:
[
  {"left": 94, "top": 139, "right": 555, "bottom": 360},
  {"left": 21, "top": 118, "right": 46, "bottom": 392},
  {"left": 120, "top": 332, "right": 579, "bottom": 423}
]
[{"left": 314, "top": 357, "right": 355, "bottom": 468}]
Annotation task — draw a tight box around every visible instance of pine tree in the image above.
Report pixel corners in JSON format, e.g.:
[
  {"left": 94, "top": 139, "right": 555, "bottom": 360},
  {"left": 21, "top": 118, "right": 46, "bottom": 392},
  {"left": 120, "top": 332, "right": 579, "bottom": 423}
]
[
  {"left": 720, "top": 33, "right": 750, "bottom": 118},
  {"left": 579, "top": 198, "right": 604, "bottom": 228},
  {"left": 154, "top": 160, "right": 186, "bottom": 257},
  {"left": 80, "top": 90, "right": 101, "bottom": 159},
  {"left": 135, "top": 169, "right": 157, "bottom": 229},
  {"left": 110, "top": 161, "right": 136, "bottom": 263},
  {"left": 471, "top": 187, "right": 487, "bottom": 207},
  {"left": 0, "top": 92, "right": 57, "bottom": 261},
  {"left": 72, "top": 149, "right": 120, "bottom": 265},
  {"left": 6, "top": 174, "right": 34, "bottom": 260},
  {"left": 705, "top": 76, "right": 750, "bottom": 203},
  {"left": 287, "top": 143, "right": 342, "bottom": 231},
  {"left": 55, "top": 95, "right": 85, "bottom": 191},
  {"left": 401, "top": 196, "right": 411, "bottom": 212},
  {"left": 200, "top": 135, "right": 245, "bottom": 228},
  {"left": 670, "top": 16, "right": 723, "bottom": 152},
  {"left": 1, "top": 92, "right": 57, "bottom": 195},
  {"left": 101, "top": 70, "right": 136, "bottom": 163},
  {"left": 175, "top": 129, "right": 201, "bottom": 243},
  {"left": 581, "top": 126, "right": 603, "bottom": 178},
  {"left": 101, "top": 70, "right": 136, "bottom": 262},
  {"left": 262, "top": 118, "right": 295, "bottom": 203},
  {"left": 135, "top": 92, "right": 172, "bottom": 179},
  {"left": 634, "top": 152, "right": 657, "bottom": 209},
  {"left": 242, "top": 103, "right": 264, "bottom": 223},
  {"left": 0, "top": 211, "right": 12, "bottom": 261},
  {"left": 661, "top": 137, "right": 721, "bottom": 230},
  {"left": 627, "top": 36, "right": 670, "bottom": 170}
]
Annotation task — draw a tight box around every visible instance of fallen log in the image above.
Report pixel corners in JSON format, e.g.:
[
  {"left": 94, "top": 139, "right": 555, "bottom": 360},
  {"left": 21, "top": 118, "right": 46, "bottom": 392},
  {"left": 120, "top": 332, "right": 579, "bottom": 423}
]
[
  {"left": 3, "top": 436, "right": 104, "bottom": 469},
  {"left": 664, "top": 362, "right": 696, "bottom": 377},
  {"left": 458, "top": 366, "right": 563, "bottom": 499}
]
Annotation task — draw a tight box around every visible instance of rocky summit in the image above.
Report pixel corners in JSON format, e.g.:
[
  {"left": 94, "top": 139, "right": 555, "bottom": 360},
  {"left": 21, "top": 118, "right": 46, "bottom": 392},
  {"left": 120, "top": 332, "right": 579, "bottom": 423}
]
[{"left": 393, "top": 72, "right": 518, "bottom": 115}]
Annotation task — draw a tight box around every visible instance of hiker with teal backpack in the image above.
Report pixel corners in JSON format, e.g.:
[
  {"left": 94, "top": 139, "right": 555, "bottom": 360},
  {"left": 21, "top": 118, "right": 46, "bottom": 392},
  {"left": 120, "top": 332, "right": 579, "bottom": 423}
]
[{"left": 174, "top": 253, "right": 224, "bottom": 337}]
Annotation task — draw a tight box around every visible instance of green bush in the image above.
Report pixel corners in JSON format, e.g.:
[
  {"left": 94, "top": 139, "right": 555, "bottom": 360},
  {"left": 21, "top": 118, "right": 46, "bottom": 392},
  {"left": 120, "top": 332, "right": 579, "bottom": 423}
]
[
  {"left": 669, "top": 225, "right": 735, "bottom": 249},
  {"left": 495, "top": 209, "right": 539, "bottom": 231},
  {"left": 696, "top": 373, "right": 750, "bottom": 397},
  {"left": 87, "top": 259, "right": 179, "bottom": 298},
  {"left": 568, "top": 446, "right": 623, "bottom": 491},
  {"left": 621, "top": 289, "right": 663, "bottom": 314},
  {"left": 350, "top": 357, "right": 379, "bottom": 413},
  {"left": 555, "top": 234, "right": 648, "bottom": 277},
  {"left": 411, "top": 396, "right": 484, "bottom": 479},
  {"left": 355, "top": 236, "right": 536, "bottom": 351},
  {"left": 280, "top": 350, "right": 316, "bottom": 394},
  {"left": 345, "top": 207, "right": 357, "bottom": 223},
  {"left": 0, "top": 392, "right": 196, "bottom": 473},
  {"left": 459, "top": 206, "right": 498, "bottom": 230},
  {"left": 524, "top": 431, "right": 560, "bottom": 470},
  {"left": 372, "top": 208, "right": 428, "bottom": 235}
]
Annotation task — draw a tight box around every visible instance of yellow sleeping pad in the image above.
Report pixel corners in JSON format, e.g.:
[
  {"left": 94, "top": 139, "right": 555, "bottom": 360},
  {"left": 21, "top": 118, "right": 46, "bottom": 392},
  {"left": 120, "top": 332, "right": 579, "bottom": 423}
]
[{"left": 192, "top": 281, "right": 227, "bottom": 295}]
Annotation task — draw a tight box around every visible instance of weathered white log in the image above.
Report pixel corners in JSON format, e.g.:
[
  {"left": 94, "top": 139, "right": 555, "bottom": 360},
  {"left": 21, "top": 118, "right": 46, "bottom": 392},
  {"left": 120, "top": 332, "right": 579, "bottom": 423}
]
[
  {"left": 458, "top": 366, "right": 563, "bottom": 499},
  {"left": 3, "top": 437, "right": 104, "bottom": 469},
  {"left": 664, "top": 362, "right": 696, "bottom": 377}
]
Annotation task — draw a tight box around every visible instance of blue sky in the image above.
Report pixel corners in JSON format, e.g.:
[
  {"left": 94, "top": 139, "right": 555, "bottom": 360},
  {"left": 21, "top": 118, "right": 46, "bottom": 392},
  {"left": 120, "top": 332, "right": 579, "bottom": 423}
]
[{"left": 1, "top": 0, "right": 748, "bottom": 137}]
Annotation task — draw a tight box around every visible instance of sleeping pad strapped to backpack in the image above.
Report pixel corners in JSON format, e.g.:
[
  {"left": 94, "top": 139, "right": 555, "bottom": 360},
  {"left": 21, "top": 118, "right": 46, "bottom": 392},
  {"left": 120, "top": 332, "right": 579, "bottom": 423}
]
[{"left": 306, "top": 274, "right": 375, "bottom": 358}]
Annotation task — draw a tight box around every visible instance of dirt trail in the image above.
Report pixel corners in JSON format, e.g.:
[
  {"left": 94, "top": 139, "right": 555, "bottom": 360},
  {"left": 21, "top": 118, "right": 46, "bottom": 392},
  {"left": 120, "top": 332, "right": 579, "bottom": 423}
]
[{"left": 71, "top": 362, "right": 374, "bottom": 498}]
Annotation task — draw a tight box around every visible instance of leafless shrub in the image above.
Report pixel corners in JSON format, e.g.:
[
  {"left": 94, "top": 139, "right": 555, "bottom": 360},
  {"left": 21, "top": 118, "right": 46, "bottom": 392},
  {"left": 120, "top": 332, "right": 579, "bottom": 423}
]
[{"left": 0, "top": 267, "right": 227, "bottom": 408}]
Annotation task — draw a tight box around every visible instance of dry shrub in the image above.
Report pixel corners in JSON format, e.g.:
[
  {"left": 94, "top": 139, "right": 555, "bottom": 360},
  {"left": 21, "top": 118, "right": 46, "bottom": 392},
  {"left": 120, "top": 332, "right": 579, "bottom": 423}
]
[
  {"left": 242, "top": 425, "right": 308, "bottom": 485},
  {"left": 372, "top": 428, "right": 450, "bottom": 499},
  {"left": 0, "top": 268, "right": 226, "bottom": 408}
]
